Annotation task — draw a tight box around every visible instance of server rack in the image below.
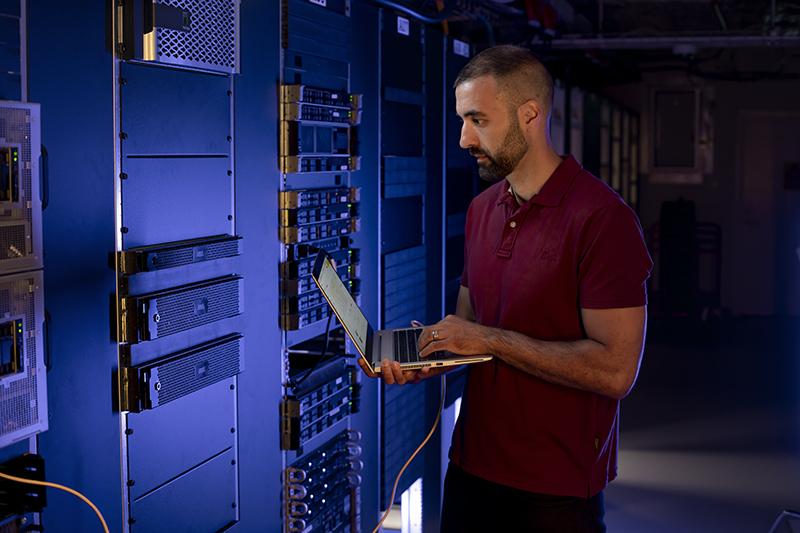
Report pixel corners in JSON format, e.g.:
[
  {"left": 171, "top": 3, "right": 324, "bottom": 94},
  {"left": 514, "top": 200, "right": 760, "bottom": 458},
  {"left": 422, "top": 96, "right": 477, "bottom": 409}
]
[
  {"left": 113, "top": 1, "right": 244, "bottom": 530},
  {"left": 279, "top": 1, "right": 369, "bottom": 531},
  {"left": 378, "top": 9, "right": 428, "bottom": 519},
  {"left": 0, "top": 3, "right": 48, "bottom": 530}
]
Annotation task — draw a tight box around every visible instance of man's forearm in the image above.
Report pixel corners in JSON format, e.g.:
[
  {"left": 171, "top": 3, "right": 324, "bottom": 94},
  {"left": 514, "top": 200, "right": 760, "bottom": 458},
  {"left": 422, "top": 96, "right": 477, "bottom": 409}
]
[{"left": 485, "top": 328, "right": 629, "bottom": 399}]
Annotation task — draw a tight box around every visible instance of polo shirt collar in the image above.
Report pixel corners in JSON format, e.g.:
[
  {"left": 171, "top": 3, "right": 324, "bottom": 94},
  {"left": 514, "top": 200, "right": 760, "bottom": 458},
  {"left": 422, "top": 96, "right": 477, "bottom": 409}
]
[{"left": 495, "top": 155, "right": 581, "bottom": 208}]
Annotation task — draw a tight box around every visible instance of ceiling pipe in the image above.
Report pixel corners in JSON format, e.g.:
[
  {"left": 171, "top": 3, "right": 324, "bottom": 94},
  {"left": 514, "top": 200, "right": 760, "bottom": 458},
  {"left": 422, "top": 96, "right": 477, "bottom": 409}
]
[
  {"left": 544, "top": 34, "right": 800, "bottom": 50},
  {"left": 772, "top": 0, "right": 777, "bottom": 31},
  {"left": 598, "top": 0, "right": 604, "bottom": 34}
]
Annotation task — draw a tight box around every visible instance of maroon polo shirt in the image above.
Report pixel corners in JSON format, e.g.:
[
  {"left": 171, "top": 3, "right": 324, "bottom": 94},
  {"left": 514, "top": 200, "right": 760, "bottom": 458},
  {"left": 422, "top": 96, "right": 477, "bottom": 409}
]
[{"left": 450, "top": 155, "right": 652, "bottom": 498}]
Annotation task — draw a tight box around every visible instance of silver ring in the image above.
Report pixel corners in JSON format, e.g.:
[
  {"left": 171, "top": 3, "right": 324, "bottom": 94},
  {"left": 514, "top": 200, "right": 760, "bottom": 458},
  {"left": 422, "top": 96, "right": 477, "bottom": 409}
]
[{"left": 432, "top": 330, "right": 439, "bottom": 341}]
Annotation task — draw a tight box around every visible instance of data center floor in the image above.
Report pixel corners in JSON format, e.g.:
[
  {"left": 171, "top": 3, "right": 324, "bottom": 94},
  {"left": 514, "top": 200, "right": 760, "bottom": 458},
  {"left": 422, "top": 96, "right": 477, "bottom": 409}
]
[{"left": 606, "top": 317, "right": 800, "bottom": 533}]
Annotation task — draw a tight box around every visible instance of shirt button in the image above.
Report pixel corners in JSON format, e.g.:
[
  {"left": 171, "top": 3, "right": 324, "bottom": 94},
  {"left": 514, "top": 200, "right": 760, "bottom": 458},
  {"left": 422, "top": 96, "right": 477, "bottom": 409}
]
[{"left": 509, "top": 221, "right": 517, "bottom": 229}]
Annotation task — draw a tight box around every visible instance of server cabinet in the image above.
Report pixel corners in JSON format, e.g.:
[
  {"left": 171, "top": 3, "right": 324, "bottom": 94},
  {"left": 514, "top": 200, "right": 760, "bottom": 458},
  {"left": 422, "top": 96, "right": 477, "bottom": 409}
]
[
  {"left": 114, "top": 2, "right": 243, "bottom": 530},
  {"left": 279, "top": 1, "right": 370, "bottom": 531}
]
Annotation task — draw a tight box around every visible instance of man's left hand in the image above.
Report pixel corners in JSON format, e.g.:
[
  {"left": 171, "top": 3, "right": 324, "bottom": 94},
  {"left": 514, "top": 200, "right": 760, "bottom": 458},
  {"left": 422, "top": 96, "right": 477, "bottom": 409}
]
[{"left": 417, "top": 315, "right": 493, "bottom": 358}]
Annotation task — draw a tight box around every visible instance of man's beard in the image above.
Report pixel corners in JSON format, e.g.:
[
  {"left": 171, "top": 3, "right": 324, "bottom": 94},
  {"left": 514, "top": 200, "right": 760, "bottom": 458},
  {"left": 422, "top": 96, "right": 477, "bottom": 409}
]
[{"left": 470, "top": 120, "right": 528, "bottom": 182}]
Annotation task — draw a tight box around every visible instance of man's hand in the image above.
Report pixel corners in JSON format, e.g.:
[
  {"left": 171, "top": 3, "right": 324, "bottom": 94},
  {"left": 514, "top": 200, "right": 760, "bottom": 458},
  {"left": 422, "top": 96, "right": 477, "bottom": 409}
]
[
  {"left": 356, "top": 357, "right": 447, "bottom": 385},
  {"left": 355, "top": 320, "right": 449, "bottom": 385},
  {"left": 418, "top": 314, "right": 492, "bottom": 358}
]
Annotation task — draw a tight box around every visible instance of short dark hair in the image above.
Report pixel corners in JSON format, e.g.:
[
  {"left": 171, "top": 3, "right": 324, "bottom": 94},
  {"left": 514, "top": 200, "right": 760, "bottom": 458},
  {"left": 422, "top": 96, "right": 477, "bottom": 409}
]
[{"left": 453, "top": 45, "right": 553, "bottom": 111}]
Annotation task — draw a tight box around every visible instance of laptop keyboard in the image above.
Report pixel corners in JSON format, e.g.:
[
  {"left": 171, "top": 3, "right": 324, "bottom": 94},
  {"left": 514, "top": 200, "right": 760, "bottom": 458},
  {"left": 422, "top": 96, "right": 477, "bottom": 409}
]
[
  {"left": 392, "top": 329, "right": 449, "bottom": 364},
  {"left": 393, "top": 329, "right": 423, "bottom": 364}
]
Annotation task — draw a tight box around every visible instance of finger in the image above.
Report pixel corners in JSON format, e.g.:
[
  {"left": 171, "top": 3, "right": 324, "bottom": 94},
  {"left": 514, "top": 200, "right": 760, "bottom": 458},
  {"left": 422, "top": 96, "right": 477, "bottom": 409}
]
[
  {"left": 407, "top": 372, "right": 423, "bottom": 384},
  {"left": 419, "top": 365, "right": 444, "bottom": 377},
  {"left": 380, "top": 359, "right": 395, "bottom": 384},
  {"left": 418, "top": 326, "right": 440, "bottom": 351},
  {"left": 419, "top": 340, "right": 447, "bottom": 358},
  {"left": 391, "top": 362, "right": 407, "bottom": 385},
  {"left": 358, "top": 358, "right": 378, "bottom": 378}
]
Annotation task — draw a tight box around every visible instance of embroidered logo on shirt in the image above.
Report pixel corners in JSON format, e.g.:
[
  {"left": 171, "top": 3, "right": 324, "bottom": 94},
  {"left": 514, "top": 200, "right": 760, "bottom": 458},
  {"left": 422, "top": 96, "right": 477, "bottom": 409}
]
[{"left": 540, "top": 247, "right": 558, "bottom": 262}]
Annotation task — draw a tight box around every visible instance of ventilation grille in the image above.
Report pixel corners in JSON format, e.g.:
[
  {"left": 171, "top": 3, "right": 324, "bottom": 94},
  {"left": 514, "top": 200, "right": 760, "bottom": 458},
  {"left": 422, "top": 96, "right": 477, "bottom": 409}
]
[
  {"left": 148, "top": 335, "right": 242, "bottom": 407},
  {"left": 154, "top": 0, "right": 238, "bottom": 73},
  {"left": 151, "top": 277, "right": 242, "bottom": 338},
  {"left": 147, "top": 238, "right": 240, "bottom": 271},
  {"left": 0, "top": 274, "right": 45, "bottom": 447},
  {"left": 0, "top": 104, "right": 35, "bottom": 268},
  {"left": 0, "top": 222, "right": 29, "bottom": 260}
]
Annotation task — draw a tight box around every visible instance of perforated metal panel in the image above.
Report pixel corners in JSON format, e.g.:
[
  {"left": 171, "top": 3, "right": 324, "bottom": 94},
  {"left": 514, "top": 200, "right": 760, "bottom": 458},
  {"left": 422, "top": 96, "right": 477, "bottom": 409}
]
[
  {"left": 0, "top": 221, "right": 29, "bottom": 260},
  {"left": 0, "top": 102, "right": 41, "bottom": 275},
  {"left": 145, "top": 0, "right": 240, "bottom": 74},
  {"left": 147, "top": 276, "right": 242, "bottom": 340},
  {"left": 0, "top": 270, "right": 47, "bottom": 448},
  {"left": 149, "top": 334, "right": 242, "bottom": 407},
  {"left": 149, "top": 239, "right": 238, "bottom": 270},
  {"left": 120, "top": 235, "right": 242, "bottom": 274}
]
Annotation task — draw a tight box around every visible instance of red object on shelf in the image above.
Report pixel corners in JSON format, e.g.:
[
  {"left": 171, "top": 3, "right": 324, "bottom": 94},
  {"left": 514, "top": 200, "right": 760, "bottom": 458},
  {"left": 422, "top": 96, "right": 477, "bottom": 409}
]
[{"left": 524, "top": 0, "right": 558, "bottom": 33}]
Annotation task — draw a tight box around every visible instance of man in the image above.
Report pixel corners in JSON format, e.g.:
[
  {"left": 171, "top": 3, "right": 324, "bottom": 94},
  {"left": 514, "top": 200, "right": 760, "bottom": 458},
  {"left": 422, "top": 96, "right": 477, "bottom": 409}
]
[{"left": 358, "top": 45, "right": 652, "bottom": 532}]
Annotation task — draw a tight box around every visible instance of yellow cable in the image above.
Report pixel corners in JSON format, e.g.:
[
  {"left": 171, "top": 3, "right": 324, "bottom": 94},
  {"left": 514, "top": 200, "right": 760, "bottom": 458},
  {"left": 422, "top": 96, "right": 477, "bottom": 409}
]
[
  {"left": 0, "top": 471, "right": 110, "bottom": 533},
  {"left": 372, "top": 374, "right": 446, "bottom": 533}
]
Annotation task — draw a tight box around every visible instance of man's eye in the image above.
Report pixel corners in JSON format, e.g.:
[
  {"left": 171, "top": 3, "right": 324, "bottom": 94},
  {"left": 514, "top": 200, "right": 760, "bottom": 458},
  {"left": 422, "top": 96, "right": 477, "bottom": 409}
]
[{"left": 472, "top": 118, "right": 482, "bottom": 125}]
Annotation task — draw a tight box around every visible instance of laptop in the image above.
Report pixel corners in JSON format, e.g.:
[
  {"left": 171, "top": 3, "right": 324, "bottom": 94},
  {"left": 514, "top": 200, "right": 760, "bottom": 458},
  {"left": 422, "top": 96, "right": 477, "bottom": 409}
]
[{"left": 311, "top": 251, "right": 493, "bottom": 374}]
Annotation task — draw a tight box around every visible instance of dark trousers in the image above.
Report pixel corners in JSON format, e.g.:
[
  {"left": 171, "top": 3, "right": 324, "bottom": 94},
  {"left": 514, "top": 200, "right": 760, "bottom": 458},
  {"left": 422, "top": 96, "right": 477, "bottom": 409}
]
[{"left": 440, "top": 462, "right": 606, "bottom": 533}]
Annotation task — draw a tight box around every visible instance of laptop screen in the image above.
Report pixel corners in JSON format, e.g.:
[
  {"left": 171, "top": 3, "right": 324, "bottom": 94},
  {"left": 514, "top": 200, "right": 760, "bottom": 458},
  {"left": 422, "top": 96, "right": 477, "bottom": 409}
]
[{"left": 312, "top": 253, "right": 370, "bottom": 357}]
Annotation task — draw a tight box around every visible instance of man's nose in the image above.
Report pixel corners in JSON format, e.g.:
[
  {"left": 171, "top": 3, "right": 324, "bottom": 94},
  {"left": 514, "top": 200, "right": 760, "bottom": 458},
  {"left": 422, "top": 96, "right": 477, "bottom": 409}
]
[{"left": 459, "top": 123, "right": 476, "bottom": 150}]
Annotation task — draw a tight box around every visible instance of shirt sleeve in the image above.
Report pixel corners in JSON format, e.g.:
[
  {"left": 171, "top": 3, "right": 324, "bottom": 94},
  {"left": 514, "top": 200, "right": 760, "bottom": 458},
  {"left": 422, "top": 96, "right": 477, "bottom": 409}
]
[{"left": 578, "top": 201, "right": 653, "bottom": 309}]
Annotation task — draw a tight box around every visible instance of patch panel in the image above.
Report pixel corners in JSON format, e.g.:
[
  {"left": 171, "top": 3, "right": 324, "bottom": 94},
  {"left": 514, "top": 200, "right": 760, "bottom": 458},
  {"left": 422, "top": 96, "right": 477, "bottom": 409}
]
[
  {"left": 280, "top": 203, "right": 357, "bottom": 227},
  {"left": 281, "top": 248, "right": 359, "bottom": 279},
  {"left": 279, "top": 187, "right": 360, "bottom": 210},
  {"left": 281, "top": 279, "right": 359, "bottom": 314},
  {"left": 280, "top": 303, "right": 333, "bottom": 332},
  {"left": 280, "top": 155, "right": 361, "bottom": 174},
  {"left": 281, "top": 265, "right": 357, "bottom": 296},
  {"left": 279, "top": 218, "right": 360, "bottom": 244},
  {"left": 281, "top": 85, "right": 361, "bottom": 109},
  {"left": 283, "top": 429, "right": 362, "bottom": 532}
]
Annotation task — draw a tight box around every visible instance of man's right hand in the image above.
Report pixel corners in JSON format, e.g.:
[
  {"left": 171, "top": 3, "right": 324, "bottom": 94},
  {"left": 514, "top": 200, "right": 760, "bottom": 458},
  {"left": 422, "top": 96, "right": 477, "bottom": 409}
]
[{"left": 355, "top": 319, "right": 451, "bottom": 385}]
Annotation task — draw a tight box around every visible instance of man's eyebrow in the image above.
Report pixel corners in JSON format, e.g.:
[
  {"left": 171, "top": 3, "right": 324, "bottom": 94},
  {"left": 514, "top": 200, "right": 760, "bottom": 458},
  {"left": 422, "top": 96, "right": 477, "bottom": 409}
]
[{"left": 460, "top": 110, "right": 486, "bottom": 118}]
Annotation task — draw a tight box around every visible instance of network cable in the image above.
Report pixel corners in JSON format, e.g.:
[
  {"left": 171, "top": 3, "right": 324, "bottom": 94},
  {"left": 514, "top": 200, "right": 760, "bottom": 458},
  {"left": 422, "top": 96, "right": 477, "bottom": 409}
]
[
  {"left": 291, "top": 312, "right": 335, "bottom": 388},
  {"left": 372, "top": 373, "right": 446, "bottom": 533},
  {"left": 0, "top": 471, "right": 110, "bottom": 533}
]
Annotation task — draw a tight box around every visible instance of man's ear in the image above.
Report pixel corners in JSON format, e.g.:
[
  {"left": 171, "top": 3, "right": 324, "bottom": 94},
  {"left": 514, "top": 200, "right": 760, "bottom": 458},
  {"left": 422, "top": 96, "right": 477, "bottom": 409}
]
[{"left": 519, "top": 99, "right": 540, "bottom": 125}]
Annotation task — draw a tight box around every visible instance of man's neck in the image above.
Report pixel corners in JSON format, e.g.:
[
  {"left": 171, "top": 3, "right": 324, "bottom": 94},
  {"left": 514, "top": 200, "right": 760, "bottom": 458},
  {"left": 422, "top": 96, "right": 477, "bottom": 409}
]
[{"left": 505, "top": 146, "right": 563, "bottom": 202}]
